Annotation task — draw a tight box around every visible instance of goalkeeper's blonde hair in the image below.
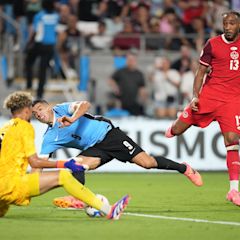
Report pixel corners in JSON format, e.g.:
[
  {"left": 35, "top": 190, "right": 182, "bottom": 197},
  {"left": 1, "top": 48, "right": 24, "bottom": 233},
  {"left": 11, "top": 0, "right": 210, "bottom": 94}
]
[{"left": 3, "top": 91, "right": 33, "bottom": 113}]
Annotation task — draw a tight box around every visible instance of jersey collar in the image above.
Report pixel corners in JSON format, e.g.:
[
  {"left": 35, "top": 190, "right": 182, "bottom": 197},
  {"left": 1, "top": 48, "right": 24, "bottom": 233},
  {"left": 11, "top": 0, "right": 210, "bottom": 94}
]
[{"left": 221, "top": 34, "right": 240, "bottom": 44}]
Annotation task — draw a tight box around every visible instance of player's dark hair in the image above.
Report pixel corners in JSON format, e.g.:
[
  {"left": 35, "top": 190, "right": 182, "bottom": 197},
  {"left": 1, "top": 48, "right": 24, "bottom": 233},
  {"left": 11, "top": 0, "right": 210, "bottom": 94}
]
[{"left": 32, "top": 99, "right": 49, "bottom": 107}]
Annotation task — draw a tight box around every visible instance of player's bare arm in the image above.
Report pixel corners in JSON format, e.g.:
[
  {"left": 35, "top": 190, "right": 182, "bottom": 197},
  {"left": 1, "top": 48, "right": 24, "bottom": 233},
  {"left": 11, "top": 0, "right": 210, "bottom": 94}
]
[
  {"left": 191, "top": 64, "right": 207, "bottom": 112},
  {"left": 28, "top": 153, "right": 58, "bottom": 168},
  {"left": 57, "top": 101, "right": 91, "bottom": 128}
]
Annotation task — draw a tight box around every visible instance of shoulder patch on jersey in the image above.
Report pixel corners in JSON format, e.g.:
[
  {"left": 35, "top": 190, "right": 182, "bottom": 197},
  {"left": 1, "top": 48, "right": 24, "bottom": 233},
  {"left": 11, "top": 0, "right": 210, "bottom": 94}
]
[{"left": 182, "top": 110, "right": 189, "bottom": 118}]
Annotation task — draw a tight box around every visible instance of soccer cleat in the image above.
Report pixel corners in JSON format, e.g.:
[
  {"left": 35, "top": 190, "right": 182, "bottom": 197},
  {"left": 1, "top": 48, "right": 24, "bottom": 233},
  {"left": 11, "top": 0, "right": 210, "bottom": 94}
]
[
  {"left": 107, "top": 194, "right": 130, "bottom": 220},
  {"left": 165, "top": 126, "right": 174, "bottom": 138},
  {"left": 226, "top": 189, "right": 240, "bottom": 206},
  {"left": 53, "top": 195, "right": 85, "bottom": 209},
  {"left": 183, "top": 162, "right": 203, "bottom": 187}
]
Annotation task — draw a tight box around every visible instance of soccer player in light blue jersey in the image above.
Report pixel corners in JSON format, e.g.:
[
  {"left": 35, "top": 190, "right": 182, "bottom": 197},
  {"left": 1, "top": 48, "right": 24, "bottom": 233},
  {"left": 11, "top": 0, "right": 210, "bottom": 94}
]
[{"left": 32, "top": 100, "right": 203, "bottom": 208}]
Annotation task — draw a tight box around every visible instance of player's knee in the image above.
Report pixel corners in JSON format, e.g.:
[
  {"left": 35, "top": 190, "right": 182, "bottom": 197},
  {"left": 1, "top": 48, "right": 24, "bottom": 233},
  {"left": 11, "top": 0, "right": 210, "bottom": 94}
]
[
  {"left": 139, "top": 158, "right": 156, "bottom": 169},
  {"left": 224, "top": 136, "right": 239, "bottom": 146}
]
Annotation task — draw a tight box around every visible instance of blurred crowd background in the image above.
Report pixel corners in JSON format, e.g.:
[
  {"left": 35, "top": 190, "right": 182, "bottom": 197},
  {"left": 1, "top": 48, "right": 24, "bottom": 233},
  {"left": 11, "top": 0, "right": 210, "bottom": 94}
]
[{"left": 0, "top": 0, "right": 239, "bottom": 118}]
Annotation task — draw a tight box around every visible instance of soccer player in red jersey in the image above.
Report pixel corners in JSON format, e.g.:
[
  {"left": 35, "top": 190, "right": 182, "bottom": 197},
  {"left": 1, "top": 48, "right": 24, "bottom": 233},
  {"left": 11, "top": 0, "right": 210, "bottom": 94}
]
[{"left": 165, "top": 11, "right": 240, "bottom": 206}]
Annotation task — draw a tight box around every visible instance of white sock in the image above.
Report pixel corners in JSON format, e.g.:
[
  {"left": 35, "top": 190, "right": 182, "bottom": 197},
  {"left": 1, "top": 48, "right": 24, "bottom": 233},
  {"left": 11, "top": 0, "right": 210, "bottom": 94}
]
[
  {"left": 100, "top": 203, "right": 111, "bottom": 215},
  {"left": 230, "top": 180, "right": 239, "bottom": 191}
]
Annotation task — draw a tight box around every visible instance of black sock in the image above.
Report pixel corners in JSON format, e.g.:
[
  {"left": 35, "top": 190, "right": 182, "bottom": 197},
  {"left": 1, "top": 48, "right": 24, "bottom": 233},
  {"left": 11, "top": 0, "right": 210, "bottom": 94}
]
[
  {"left": 154, "top": 156, "right": 186, "bottom": 174},
  {"left": 72, "top": 171, "right": 85, "bottom": 185}
]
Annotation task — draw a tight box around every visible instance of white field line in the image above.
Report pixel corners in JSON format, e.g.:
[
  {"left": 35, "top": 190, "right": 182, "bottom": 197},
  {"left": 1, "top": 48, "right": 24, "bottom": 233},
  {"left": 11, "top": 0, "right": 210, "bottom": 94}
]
[
  {"left": 124, "top": 212, "right": 240, "bottom": 227},
  {"left": 10, "top": 207, "right": 240, "bottom": 227}
]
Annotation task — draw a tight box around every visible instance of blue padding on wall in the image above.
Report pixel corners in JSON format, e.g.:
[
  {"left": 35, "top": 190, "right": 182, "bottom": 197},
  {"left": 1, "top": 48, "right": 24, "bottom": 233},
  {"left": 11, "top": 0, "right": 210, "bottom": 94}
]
[
  {"left": 4, "top": 4, "right": 15, "bottom": 35},
  {"left": 78, "top": 55, "right": 90, "bottom": 91},
  {"left": 113, "top": 56, "right": 126, "bottom": 69},
  {"left": 53, "top": 53, "right": 62, "bottom": 75},
  {"left": 0, "top": 56, "right": 8, "bottom": 81}
]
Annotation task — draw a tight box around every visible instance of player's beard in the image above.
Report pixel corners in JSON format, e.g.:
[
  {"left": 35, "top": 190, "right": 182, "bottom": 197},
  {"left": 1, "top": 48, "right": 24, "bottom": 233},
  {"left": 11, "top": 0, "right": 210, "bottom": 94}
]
[{"left": 224, "top": 31, "right": 239, "bottom": 41}]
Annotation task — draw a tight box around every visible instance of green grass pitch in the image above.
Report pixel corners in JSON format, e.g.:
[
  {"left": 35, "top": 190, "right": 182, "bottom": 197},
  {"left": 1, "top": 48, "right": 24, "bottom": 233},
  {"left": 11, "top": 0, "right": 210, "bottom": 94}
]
[{"left": 1, "top": 172, "right": 240, "bottom": 240}]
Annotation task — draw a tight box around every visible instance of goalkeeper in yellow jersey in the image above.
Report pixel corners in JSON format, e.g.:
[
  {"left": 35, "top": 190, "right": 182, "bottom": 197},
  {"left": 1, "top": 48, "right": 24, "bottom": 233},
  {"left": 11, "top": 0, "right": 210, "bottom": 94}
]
[{"left": 0, "top": 91, "right": 129, "bottom": 219}]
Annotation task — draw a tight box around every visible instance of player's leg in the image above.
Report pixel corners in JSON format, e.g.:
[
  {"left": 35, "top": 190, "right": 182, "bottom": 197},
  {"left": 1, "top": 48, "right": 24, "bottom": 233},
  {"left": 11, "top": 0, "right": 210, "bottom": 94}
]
[
  {"left": 217, "top": 101, "right": 240, "bottom": 205},
  {"left": 132, "top": 152, "right": 203, "bottom": 186},
  {"left": 20, "top": 171, "right": 128, "bottom": 219},
  {"left": 40, "top": 170, "right": 129, "bottom": 219},
  {"left": 37, "top": 171, "right": 110, "bottom": 212},
  {"left": 69, "top": 155, "right": 101, "bottom": 185},
  {"left": 53, "top": 155, "right": 103, "bottom": 209},
  {"left": 165, "top": 113, "right": 191, "bottom": 138},
  {"left": 75, "top": 155, "right": 101, "bottom": 170},
  {"left": 104, "top": 128, "right": 203, "bottom": 186},
  {"left": 223, "top": 132, "right": 240, "bottom": 205}
]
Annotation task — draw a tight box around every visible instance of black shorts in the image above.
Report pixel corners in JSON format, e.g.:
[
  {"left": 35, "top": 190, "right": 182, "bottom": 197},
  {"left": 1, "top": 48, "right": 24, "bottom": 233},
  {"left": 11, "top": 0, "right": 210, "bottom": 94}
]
[{"left": 79, "top": 127, "right": 143, "bottom": 166}]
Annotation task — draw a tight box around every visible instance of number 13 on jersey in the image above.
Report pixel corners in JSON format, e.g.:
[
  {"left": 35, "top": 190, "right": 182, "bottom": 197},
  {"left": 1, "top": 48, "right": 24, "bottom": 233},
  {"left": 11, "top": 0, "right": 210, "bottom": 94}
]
[{"left": 230, "top": 59, "right": 239, "bottom": 70}]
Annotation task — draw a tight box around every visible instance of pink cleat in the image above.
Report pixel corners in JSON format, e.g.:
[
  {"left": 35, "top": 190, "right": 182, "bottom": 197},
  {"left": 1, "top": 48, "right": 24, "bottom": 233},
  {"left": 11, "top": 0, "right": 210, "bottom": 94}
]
[
  {"left": 226, "top": 189, "right": 240, "bottom": 206},
  {"left": 107, "top": 194, "right": 130, "bottom": 220},
  {"left": 165, "top": 126, "right": 174, "bottom": 138},
  {"left": 53, "top": 196, "right": 86, "bottom": 209},
  {"left": 183, "top": 162, "right": 203, "bottom": 187}
]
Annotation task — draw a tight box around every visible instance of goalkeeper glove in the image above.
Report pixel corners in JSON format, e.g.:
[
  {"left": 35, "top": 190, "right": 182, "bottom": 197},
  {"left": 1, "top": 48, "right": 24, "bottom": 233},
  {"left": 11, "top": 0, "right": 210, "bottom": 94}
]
[{"left": 57, "top": 159, "right": 88, "bottom": 172}]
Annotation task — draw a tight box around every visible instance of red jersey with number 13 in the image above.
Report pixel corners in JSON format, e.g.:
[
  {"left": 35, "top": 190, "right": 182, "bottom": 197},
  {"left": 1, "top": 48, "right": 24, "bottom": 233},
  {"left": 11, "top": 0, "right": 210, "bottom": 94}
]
[{"left": 199, "top": 34, "right": 240, "bottom": 102}]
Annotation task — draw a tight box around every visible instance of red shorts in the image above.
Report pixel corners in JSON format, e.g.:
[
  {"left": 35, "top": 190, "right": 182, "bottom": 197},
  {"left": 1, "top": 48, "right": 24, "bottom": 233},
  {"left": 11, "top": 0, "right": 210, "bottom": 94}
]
[{"left": 179, "top": 97, "right": 240, "bottom": 134}]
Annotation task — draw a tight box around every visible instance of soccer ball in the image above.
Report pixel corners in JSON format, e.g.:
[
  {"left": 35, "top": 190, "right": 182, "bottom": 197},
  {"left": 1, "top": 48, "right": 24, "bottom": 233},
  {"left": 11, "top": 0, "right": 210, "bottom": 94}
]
[{"left": 85, "top": 194, "right": 109, "bottom": 218}]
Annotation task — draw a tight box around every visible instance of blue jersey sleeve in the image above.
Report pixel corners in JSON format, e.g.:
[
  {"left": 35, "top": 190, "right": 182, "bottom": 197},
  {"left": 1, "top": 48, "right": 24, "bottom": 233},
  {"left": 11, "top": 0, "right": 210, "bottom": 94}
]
[
  {"left": 40, "top": 138, "right": 59, "bottom": 155},
  {"left": 33, "top": 12, "right": 42, "bottom": 32},
  {"left": 54, "top": 102, "right": 74, "bottom": 116}
]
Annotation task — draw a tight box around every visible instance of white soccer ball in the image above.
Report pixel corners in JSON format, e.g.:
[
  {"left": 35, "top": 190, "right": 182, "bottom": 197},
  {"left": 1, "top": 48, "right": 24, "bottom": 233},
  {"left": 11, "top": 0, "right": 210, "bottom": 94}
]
[{"left": 85, "top": 194, "right": 109, "bottom": 218}]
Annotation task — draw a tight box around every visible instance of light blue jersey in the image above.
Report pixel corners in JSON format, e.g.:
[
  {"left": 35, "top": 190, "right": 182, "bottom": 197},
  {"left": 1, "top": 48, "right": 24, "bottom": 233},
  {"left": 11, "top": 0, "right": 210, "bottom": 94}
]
[
  {"left": 40, "top": 102, "right": 112, "bottom": 155},
  {"left": 33, "top": 10, "right": 59, "bottom": 44}
]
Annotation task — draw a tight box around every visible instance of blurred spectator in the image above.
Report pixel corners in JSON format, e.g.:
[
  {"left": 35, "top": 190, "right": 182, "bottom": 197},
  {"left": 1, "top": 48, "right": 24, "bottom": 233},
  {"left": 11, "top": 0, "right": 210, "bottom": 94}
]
[
  {"left": 57, "top": 3, "right": 71, "bottom": 31},
  {"left": 25, "top": 0, "right": 42, "bottom": 27},
  {"left": 57, "top": 14, "right": 82, "bottom": 78},
  {"left": 188, "top": 16, "right": 209, "bottom": 52},
  {"left": 145, "top": 17, "right": 165, "bottom": 50},
  {"left": 89, "top": 20, "right": 112, "bottom": 50},
  {"left": 0, "top": 0, "right": 25, "bottom": 49},
  {"left": 101, "top": 0, "right": 129, "bottom": 19},
  {"left": 171, "top": 44, "right": 191, "bottom": 75},
  {"left": 104, "top": 93, "right": 130, "bottom": 118},
  {"left": 112, "top": 18, "right": 140, "bottom": 50},
  {"left": 159, "top": 9, "right": 188, "bottom": 51},
  {"left": 102, "top": 0, "right": 127, "bottom": 37},
  {"left": 78, "top": 0, "right": 105, "bottom": 21},
  {"left": 159, "top": 9, "right": 176, "bottom": 34},
  {"left": 148, "top": 56, "right": 180, "bottom": 118},
  {"left": 180, "top": 59, "right": 198, "bottom": 106},
  {"left": 131, "top": 3, "right": 151, "bottom": 33},
  {"left": 25, "top": 0, "right": 59, "bottom": 98},
  {"left": 108, "top": 50, "right": 148, "bottom": 116},
  {"left": 67, "top": 0, "right": 79, "bottom": 16},
  {"left": 149, "top": 0, "right": 164, "bottom": 17},
  {"left": 105, "top": 15, "right": 123, "bottom": 36},
  {"left": 208, "top": 0, "right": 229, "bottom": 35},
  {"left": 178, "top": 0, "right": 208, "bottom": 31}
]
